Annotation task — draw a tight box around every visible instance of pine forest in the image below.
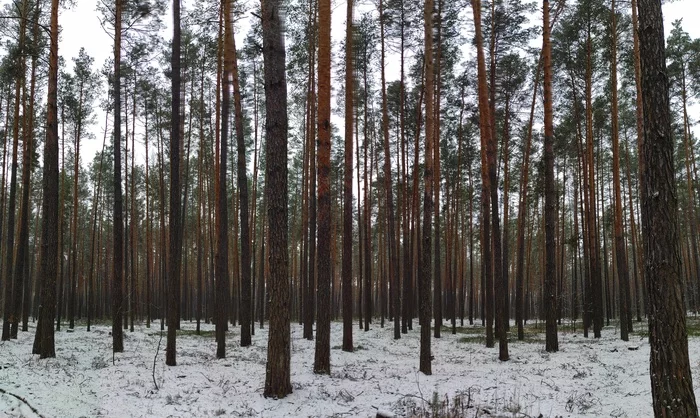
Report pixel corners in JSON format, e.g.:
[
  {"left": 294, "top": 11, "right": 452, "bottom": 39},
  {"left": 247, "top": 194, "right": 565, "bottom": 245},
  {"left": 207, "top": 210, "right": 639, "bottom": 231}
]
[{"left": 0, "top": 0, "right": 700, "bottom": 416}]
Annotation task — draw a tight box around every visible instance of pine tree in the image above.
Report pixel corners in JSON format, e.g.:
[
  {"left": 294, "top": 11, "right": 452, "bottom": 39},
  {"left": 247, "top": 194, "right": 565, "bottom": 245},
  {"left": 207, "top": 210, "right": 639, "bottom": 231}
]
[
  {"left": 215, "top": 0, "right": 232, "bottom": 359},
  {"left": 112, "top": 0, "right": 125, "bottom": 354},
  {"left": 231, "top": 19, "right": 252, "bottom": 349},
  {"left": 637, "top": 0, "right": 698, "bottom": 415},
  {"left": 1, "top": 0, "right": 28, "bottom": 342},
  {"left": 609, "top": 0, "right": 631, "bottom": 342},
  {"left": 262, "top": 0, "right": 292, "bottom": 398},
  {"left": 314, "top": 0, "right": 332, "bottom": 376},
  {"left": 342, "top": 0, "right": 354, "bottom": 352},
  {"left": 33, "top": 0, "right": 60, "bottom": 359},
  {"left": 166, "top": 0, "right": 182, "bottom": 366},
  {"left": 542, "top": 0, "right": 558, "bottom": 353},
  {"left": 420, "top": 0, "right": 435, "bottom": 376}
]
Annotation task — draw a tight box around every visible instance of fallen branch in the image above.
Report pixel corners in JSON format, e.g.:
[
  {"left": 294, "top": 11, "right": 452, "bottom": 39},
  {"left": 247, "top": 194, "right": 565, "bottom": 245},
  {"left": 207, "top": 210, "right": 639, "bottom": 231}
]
[
  {"left": 331, "top": 409, "right": 358, "bottom": 417},
  {"left": 0, "top": 387, "right": 45, "bottom": 418},
  {"left": 414, "top": 371, "right": 426, "bottom": 410},
  {"left": 152, "top": 328, "right": 164, "bottom": 390},
  {"left": 397, "top": 393, "right": 431, "bottom": 404},
  {"left": 199, "top": 371, "right": 214, "bottom": 384}
]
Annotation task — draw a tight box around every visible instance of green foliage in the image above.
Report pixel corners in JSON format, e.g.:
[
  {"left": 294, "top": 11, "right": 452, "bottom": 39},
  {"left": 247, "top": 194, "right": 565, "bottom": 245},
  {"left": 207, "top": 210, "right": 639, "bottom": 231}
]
[
  {"left": 667, "top": 19, "right": 700, "bottom": 99},
  {"left": 96, "top": 0, "right": 167, "bottom": 42}
]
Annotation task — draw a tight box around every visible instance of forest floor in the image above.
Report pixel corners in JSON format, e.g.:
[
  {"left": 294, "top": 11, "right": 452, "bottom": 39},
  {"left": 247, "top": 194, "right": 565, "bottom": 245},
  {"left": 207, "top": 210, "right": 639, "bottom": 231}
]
[{"left": 1, "top": 317, "right": 700, "bottom": 417}]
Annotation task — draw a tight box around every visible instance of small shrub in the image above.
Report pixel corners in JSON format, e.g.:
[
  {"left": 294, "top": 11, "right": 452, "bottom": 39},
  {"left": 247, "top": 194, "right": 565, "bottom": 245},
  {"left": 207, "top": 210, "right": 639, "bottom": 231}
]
[
  {"left": 91, "top": 356, "right": 108, "bottom": 370},
  {"left": 398, "top": 388, "right": 479, "bottom": 417}
]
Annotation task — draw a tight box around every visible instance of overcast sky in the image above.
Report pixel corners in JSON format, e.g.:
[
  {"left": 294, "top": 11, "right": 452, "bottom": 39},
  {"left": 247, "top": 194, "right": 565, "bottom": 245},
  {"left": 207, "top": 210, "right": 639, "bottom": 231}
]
[
  {"left": 56, "top": 0, "right": 700, "bottom": 165},
  {"left": 59, "top": 0, "right": 700, "bottom": 72}
]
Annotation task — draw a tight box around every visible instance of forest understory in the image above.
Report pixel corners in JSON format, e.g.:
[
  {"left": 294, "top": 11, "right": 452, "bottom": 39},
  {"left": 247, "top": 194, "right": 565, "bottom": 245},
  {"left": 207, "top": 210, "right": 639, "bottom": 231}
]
[{"left": 2, "top": 318, "right": 696, "bottom": 418}]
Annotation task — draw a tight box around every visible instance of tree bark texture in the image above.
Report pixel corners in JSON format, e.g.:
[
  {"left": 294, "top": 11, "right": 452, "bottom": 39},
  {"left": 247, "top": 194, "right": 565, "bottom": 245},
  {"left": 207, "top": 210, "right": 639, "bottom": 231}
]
[
  {"left": 637, "top": 0, "right": 699, "bottom": 415},
  {"left": 543, "top": 0, "right": 558, "bottom": 353},
  {"left": 262, "top": 0, "right": 292, "bottom": 398},
  {"left": 34, "top": 0, "right": 59, "bottom": 358},
  {"left": 167, "top": 0, "right": 183, "bottom": 366},
  {"left": 420, "top": 0, "right": 434, "bottom": 376}
]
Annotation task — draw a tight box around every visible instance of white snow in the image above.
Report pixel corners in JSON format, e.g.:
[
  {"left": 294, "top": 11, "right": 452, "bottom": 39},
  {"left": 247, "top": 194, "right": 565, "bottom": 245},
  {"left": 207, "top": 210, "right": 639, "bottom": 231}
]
[{"left": 1, "top": 319, "right": 699, "bottom": 417}]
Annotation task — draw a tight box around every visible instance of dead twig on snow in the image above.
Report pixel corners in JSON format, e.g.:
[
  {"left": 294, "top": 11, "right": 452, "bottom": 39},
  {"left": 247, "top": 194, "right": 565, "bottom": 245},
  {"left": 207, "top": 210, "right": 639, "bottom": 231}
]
[
  {"left": 152, "top": 327, "right": 164, "bottom": 390},
  {"left": 0, "top": 387, "right": 46, "bottom": 418}
]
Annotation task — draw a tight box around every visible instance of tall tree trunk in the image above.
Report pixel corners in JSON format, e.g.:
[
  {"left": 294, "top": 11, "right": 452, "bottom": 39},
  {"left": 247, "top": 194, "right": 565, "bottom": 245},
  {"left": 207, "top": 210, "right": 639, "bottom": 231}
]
[
  {"left": 558, "top": 159, "right": 567, "bottom": 325},
  {"left": 515, "top": 36, "right": 543, "bottom": 341},
  {"left": 468, "top": 172, "right": 475, "bottom": 325},
  {"left": 262, "top": 0, "right": 292, "bottom": 398},
  {"left": 298, "top": 10, "right": 310, "bottom": 329},
  {"left": 409, "top": 70, "right": 426, "bottom": 332},
  {"left": 543, "top": 0, "right": 558, "bottom": 353},
  {"left": 601, "top": 153, "right": 611, "bottom": 327},
  {"left": 258, "top": 210, "right": 266, "bottom": 328},
  {"left": 305, "top": 13, "right": 318, "bottom": 339},
  {"left": 471, "top": 0, "right": 495, "bottom": 350},
  {"left": 420, "top": 0, "right": 435, "bottom": 375},
  {"left": 1, "top": 0, "right": 27, "bottom": 341},
  {"left": 27, "top": 188, "right": 41, "bottom": 327},
  {"left": 457, "top": 84, "right": 466, "bottom": 327},
  {"left": 87, "top": 111, "right": 108, "bottom": 332},
  {"left": 68, "top": 74, "right": 84, "bottom": 332},
  {"left": 250, "top": 59, "right": 263, "bottom": 331},
  {"left": 624, "top": 141, "right": 641, "bottom": 323},
  {"left": 196, "top": 95, "right": 203, "bottom": 335},
  {"left": 112, "top": 0, "right": 124, "bottom": 353},
  {"left": 58, "top": 92, "right": 65, "bottom": 330},
  {"left": 215, "top": 0, "right": 231, "bottom": 359},
  {"left": 679, "top": 69, "right": 700, "bottom": 316},
  {"left": 129, "top": 91, "right": 137, "bottom": 333},
  {"left": 313, "top": 0, "right": 332, "bottom": 376},
  {"left": 229, "top": 21, "right": 252, "bottom": 348},
  {"left": 230, "top": 158, "right": 237, "bottom": 329},
  {"left": 486, "top": 0, "right": 501, "bottom": 345},
  {"left": 356, "top": 114, "right": 363, "bottom": 331},
  {"left": 637, "top": 0, "right": 698, "bottom": 415},
  {"left": 488, "top": 73, "right": 507, "bottom": 358},
  {"left": 501, "top": 96, "right": 511, "bottom": 333},
  {"left": 630, "top": 0, "right": 646, "bottom": 318},
  {"left": 122, "top": 84, "right": 130, "bottom": 332},
  {"left": 433, "top": 0, "right": 443, "bottom": 339},
  {"left": 342, "top": 0, "right": 354, "bottom": 352},
  {"left": 585, "top": 9, "right": 603, "bottom": 338},
  {"left": 572, "top": 164, "right": 580, "bottom": 326},
  {"left": 179, "top": 78, "right": 191, "bottom": 330},
  {"left": 308, "top": 4, "right": 318, "bottom": 336},
  {"left": 379, "top": 0, "right": 400, "bottom": 340},
  {"left": 167, "top": 0, "right": 183, "bottom": 365},
  {"left": 157, "top": 101, "right": 167, "bottom": 331},
  {"left": 0, "top": 92, "right": 10, "bottom": 330},
  {"left": 401, "top": 0, "right": 413, "bottom": 335},
  {"left": 363, "top": 106, "right": 373, "bottom": 331},
  {"left": 10, "top": 0, "right": 37, "bottom": 339},
  {"left": 145, "top": 96, "right": 151, "bottom": 329},
  {"left": 610, "top": 0, "right": 630, "bottom": 342},
  {"left": 34, "top": 0, "right": 59, "bottom": 358}
]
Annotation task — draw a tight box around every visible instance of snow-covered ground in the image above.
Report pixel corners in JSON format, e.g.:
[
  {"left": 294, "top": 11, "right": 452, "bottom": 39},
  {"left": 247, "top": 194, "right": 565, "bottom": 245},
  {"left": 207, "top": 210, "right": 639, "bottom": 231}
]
[{"left": 1, "top": 318, "right": 698, "bottom": 417}]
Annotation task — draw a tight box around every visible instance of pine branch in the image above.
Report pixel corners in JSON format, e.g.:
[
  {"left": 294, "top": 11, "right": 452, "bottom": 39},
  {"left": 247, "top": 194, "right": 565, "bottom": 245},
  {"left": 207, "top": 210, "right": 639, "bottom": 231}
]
[{"left": 0, "top": 387, "right": 45, "bottom": 418}]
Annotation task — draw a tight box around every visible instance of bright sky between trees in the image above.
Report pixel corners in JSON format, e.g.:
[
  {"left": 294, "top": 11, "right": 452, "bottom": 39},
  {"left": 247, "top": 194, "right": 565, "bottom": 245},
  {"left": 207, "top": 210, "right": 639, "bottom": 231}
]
[{"left": 57, "top": 0, "right": 700, "bottom": 166}]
